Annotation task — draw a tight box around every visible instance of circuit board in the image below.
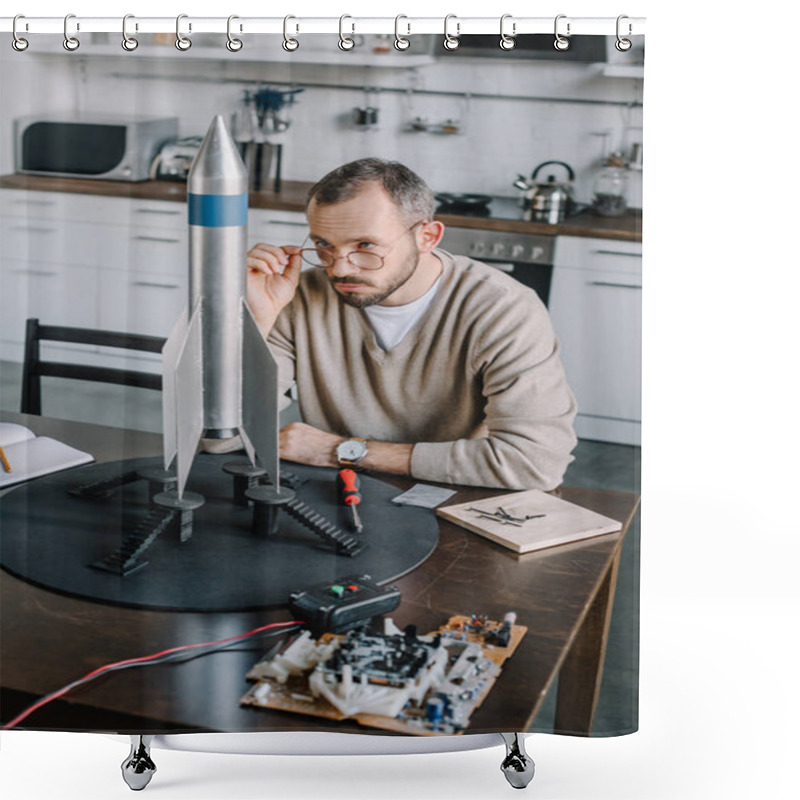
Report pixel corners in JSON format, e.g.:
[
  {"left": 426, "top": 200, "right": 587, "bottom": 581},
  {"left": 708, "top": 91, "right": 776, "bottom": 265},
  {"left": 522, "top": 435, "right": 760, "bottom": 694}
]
[{"left": 240, "top": 614, "right": 526, "bottom": 735}]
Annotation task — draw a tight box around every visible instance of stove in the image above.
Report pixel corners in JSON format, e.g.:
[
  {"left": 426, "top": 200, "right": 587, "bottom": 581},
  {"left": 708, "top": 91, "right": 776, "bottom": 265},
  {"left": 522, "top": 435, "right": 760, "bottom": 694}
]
[
  {"left": 435, "top": 193, "right": 530, "bottom": 221},
  {"left": 436, "top": 194, "right": 556, "bottom": 305}
]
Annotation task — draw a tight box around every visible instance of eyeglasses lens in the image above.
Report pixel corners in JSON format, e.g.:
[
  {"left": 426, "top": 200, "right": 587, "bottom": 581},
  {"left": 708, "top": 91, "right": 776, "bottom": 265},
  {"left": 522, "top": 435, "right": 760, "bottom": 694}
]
[{"left": 301, "top": 249, "right": 383, "bottom": 270}]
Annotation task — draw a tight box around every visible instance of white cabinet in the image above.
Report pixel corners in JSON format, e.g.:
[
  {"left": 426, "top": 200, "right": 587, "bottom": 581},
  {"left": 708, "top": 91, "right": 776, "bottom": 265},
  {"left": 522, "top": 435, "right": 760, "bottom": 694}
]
[
  {"left": 125, "top": 226, "right": 189, "bottom": 278},
  {"left": 0, "top": 189, "right": 185, "bottom": 372},
  {"left": 128, "top": 201, "right": 186, "bottom": 230},
  {"left": 0, "top": 258, "right": 100, "bottom": 365},
  {"left": 549, "top": 236, "right": 642, "bottom": 445},
  {"left": 1, "top": 218, "right": 123, "bottom": 266},
  {"left": 0, "top": 190, "right": 117, "bottom": 363},
  {"left": 98, "top": 269, "right": 186, "bottom": 336},
  {"left": 0, "top": 189, "right": 308, "bottom": 372},
  {"left": 248, "top": 208, "right": 309, "bottom": 249}
]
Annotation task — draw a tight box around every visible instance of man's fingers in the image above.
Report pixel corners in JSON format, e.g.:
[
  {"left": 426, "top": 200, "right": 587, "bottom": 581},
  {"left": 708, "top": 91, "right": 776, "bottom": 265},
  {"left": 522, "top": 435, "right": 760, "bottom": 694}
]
[
  {"left": 246, "top": 243, "right": 289, "bottom": 273},
  {"left": 246, "top": 244, "right": 304, "bottom": 278},
  {"left": 248, "top": 242, "right": 289, "bottom": 260},
  {"left": 282, "top": 252, "right": 303, "bottom": 286}
]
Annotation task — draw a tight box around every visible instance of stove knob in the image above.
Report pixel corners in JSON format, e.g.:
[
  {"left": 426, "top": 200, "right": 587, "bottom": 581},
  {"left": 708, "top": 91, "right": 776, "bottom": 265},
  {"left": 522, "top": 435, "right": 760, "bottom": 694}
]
[
  {"left": 511, "top": 244, "right": 525, "bottom": 259},
  {"left": 471, "top": 241, "right": 486, "bottom": 256},
  {"left": 491, "top": 242, "right": 506, "bottom": 257}
]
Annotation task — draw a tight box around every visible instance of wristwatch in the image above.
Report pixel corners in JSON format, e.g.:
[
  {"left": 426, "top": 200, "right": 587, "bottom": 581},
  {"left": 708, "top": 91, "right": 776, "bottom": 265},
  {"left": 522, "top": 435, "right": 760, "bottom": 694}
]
[{"left": 336, "top": 437, "right": 368, "bottom": 467}]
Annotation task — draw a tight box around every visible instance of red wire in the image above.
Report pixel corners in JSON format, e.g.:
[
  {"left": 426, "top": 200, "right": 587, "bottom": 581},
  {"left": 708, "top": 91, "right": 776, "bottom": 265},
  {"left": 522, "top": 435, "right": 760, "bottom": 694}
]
[{"left": 3, "top": 619, "right": 304, "bottom": 730}]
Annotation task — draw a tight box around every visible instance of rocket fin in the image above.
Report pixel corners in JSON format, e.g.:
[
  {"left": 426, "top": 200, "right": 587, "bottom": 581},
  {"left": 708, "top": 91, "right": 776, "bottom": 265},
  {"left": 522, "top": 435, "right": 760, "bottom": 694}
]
[
  {"left": 241, "top": 300, "right": 280, "bottom": 490},
  {"left": 173, "top": 303, "right": 205, "bottom": 499},
  {"left": 161, "top": 307, "right": 189, "bottom": 471},
  {"left": 239, "top": 426, "right": 257, "bottom": 467}
]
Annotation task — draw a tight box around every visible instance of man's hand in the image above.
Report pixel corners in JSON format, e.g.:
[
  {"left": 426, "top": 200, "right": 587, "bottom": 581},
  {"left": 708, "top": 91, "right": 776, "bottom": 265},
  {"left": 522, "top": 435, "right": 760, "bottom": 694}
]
[
  {"left": 246, "top": 244, "right": 303, "bottom": 336},
  {"left": 280, "top": 422, "right": 414, "bottom": 476},
  {"left": 280, "top": 422, "right": 342, "bottom": 468}
]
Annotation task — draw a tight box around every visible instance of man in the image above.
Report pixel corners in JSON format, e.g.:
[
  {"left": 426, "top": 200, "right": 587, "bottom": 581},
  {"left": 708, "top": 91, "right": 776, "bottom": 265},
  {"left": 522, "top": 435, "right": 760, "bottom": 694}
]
[{"left": 246, "top": 158, "right": 576, "bottom": 490}]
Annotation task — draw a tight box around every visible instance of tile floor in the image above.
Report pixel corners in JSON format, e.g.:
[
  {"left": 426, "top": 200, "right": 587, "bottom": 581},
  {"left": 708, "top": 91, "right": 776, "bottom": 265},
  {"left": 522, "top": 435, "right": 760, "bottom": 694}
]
[{"left": 0, "top": 359, "right": 640, "bottom": 737}]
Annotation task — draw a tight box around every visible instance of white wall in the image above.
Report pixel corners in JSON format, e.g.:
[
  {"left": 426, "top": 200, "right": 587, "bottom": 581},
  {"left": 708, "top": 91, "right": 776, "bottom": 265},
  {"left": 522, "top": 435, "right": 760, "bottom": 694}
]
[{"left": 0, "top": 40, "right": 643, "bottom": 208}]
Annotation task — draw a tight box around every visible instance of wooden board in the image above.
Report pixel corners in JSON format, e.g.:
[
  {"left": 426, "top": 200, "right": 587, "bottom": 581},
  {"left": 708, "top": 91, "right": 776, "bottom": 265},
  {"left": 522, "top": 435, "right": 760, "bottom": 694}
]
[{"left": 436, "top": 489, "right": 622, "bottom": 554}]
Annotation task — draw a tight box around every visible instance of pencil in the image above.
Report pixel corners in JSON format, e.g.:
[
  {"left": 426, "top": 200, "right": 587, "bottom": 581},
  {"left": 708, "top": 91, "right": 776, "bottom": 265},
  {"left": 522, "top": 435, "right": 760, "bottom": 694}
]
[{"left": 0, "top": 445, "right": 11, "bottom": 473}]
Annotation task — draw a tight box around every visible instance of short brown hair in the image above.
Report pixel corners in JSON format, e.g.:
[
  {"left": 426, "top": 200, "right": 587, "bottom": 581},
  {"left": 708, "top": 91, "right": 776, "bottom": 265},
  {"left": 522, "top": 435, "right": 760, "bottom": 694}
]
[{"left": 306, "top": 158, "right": 435, "bottom": 223}]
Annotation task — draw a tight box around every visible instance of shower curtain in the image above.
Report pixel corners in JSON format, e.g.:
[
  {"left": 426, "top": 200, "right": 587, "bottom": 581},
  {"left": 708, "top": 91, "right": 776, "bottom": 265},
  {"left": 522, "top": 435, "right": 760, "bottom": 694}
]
[{"left": 0, "top": 21, "right": 642, "bottom": 749}]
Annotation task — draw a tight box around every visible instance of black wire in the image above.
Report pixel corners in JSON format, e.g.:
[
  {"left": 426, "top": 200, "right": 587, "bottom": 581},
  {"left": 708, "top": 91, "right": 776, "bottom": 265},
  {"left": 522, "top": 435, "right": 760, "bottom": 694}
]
[
  {"left": 1, "top": 625, "right": 302, "bottom": 728},
  {"left": 63, "top": 625, "right": 302, "bottom": 682}
]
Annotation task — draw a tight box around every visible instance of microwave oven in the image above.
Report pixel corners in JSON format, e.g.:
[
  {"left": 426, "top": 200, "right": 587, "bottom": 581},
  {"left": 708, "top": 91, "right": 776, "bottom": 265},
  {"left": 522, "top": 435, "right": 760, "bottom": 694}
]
[{"left": 14, "top": 115, "right": 178, "bottom": 182}]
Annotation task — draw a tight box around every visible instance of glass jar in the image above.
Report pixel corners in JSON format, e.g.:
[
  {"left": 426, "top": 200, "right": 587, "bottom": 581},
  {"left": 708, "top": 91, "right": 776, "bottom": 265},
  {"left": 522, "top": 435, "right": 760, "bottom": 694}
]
[{"left": 593, "top": 154, "right": 629, "bottom": 217}]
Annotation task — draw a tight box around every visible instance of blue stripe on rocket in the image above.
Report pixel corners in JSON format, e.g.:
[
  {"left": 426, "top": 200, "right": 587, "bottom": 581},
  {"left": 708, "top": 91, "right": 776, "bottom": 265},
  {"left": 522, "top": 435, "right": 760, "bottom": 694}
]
[{"left": 188, "top": 194, "right": 248, "bottom": 227}]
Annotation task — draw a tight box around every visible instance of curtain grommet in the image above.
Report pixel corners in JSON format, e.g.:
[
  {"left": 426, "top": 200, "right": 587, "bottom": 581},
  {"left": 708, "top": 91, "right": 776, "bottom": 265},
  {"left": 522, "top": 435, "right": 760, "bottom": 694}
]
[
  {"left": 339, "top": 15, "right": 355, "bottom": 51},
  {"left": 12, "top": 15, "right": 29, "bottom": 51},
  {"left": 226, "top": 15, "right": 243, "bottom": 52},
  {"left": 554, "top": 14, "right": 570, "bottom": 51},
  {"left": 63, "top": 13, "right": 80, "bottom": 52},
  {"left": 394, "top": 15, "right": 411, "bottom": 51},
  {"left": 499, "top": 14, "right": 516, "bottom": 50},
  {"left": 175, "top": 14, "right": 192, "bottom": 51},
  {"left": 615, "top": 15, "right": 633, "bottom": 51},
  {"left": 282, "top": 15, "right": 299, "bottom": 51},
  {"left": 443, "top": 14, "right": 460, "bottom": 51},
  {"left": 121, "top": 14, "right": 139, "bottom": 51}
]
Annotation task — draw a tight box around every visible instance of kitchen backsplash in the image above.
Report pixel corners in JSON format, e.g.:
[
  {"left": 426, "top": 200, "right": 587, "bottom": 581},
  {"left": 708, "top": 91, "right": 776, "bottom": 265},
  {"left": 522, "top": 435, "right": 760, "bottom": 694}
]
[{"left": 0, "top": 45, "right": 642, "bottom": 207}]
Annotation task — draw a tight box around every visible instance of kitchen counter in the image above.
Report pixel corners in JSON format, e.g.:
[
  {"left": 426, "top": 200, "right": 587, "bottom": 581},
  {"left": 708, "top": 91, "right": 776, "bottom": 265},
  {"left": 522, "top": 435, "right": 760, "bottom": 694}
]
[
  {"left": 0, "top": 174, "right": 642, "bottom": 242},
  {"left": 0, "top": 172, "right": 311, "bottom": 213}
]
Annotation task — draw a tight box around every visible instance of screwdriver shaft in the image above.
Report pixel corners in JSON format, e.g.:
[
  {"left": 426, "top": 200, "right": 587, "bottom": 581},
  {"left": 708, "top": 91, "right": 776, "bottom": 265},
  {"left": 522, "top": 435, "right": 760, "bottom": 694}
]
[{"left": 350, "top": 503, "right": 363, "bottom": 533}]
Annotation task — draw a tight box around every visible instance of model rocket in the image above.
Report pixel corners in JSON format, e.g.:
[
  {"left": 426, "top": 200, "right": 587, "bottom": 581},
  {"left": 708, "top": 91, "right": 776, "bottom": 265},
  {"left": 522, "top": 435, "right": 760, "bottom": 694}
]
[{"left": 161, "top": 115, "right": 280, "bottom": 499}]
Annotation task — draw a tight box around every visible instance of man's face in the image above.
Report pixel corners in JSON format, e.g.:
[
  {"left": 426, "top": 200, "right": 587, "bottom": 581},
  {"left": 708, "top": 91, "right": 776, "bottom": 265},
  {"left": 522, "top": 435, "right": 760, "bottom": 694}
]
[{"left": 306, "top": 183, "right": 422, "bottom": 308}]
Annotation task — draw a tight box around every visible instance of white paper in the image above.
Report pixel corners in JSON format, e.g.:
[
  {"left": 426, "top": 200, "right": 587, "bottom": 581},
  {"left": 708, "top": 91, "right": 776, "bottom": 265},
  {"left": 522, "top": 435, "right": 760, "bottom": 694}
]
[
  {"left": 391, "top": 484, "right": 457, "bottom": 508},
  {"left": 0, "top": 435, "right": 93, "bottom": 488},
  {"left": 0, "top": 422, "right": 36, "bottom": 448}
]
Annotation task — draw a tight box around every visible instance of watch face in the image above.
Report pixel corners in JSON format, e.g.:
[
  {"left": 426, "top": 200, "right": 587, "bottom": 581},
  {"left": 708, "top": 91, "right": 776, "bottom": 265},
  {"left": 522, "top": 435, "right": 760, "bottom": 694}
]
[{"left": 338, "top": 439, "right": 367, "bottom": 461}]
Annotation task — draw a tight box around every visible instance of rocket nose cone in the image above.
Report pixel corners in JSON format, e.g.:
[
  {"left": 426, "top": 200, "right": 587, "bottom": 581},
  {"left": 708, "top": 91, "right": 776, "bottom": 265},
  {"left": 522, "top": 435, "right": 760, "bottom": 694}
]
[
  {"left": 204, "top": 115, "right": 231, "bottom": 147},
  {"left": 188, "top": 115, "right": 248, "bottom": 195}
]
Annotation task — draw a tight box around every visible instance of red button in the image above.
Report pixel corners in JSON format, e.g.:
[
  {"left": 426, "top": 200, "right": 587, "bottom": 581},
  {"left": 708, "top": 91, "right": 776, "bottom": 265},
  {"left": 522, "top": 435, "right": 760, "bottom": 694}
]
[{"left": 346, "top": 584, "right": 360, "bottom": 592}]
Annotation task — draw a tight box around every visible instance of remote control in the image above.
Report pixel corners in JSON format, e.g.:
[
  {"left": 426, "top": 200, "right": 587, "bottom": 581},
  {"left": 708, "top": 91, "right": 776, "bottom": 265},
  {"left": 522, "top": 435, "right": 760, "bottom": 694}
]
[{"left": 288, "top": 574, "right": 402, "bottom": 637}]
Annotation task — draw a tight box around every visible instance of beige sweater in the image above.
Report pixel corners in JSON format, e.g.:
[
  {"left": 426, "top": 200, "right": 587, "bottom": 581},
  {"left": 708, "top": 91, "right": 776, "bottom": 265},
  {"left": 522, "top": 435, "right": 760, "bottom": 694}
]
[{"left": 268, "top": 249, "right": 577, "bottom": 490}]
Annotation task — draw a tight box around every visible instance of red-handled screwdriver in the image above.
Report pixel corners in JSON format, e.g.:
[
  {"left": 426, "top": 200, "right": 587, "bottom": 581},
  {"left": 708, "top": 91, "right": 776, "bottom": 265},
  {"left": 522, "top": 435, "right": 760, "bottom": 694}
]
[{"left": 337, "top": 468, "right": 363, "bottom": 533}]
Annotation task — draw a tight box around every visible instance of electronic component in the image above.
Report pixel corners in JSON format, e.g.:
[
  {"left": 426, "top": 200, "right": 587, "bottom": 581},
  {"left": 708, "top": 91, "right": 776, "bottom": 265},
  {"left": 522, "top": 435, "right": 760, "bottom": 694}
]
[
  {"left": 288, "top": 574, "right": 401, "bottom": 637},
  {"left": 242, "top": 613, "right": 527, "bottom": 735}
]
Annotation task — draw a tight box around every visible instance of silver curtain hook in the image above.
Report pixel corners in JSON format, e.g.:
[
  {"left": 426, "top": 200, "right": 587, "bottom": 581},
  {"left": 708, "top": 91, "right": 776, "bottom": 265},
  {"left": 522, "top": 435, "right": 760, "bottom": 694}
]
[
  {"left": 394, "top": 15, "right": 411, "bottom": 51},
  {"left": 12, "top": 14, "right": 29, "bottom": 51},
  {"left": 175, "top": 14, "right": 192, "bottom": 51},
  {"left": 282, "top": 15, "right": 299, "bottom": 51},
  {"left": 339, "top": 15, "right": 355, "bottom": 51},
  {"left": 63, "top": 13, "right": 80, "bottom": 51},
  {"left": 226, "top": 15, "right": 243, "bottom": 51},
  {"left": 499, "top": 14, "right": 516, "bottom": 50},
  {"left": 122, "top": 14, "right": 138, "bottom": 51},
  {"left": 554, "top": 14, "right": 570, "bottom": 51},
  {"left": 443, "top": 14, "right": 460, "bottom": 50},
  {"left": 615, "top": 15, "right": 632, "bottom": 51}
]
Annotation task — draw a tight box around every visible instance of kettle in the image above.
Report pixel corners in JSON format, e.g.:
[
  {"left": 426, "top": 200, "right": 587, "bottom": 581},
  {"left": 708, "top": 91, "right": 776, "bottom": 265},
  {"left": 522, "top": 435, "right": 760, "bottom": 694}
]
[{"left": 513, "top": 161, "right": 576, "bottom": 224}]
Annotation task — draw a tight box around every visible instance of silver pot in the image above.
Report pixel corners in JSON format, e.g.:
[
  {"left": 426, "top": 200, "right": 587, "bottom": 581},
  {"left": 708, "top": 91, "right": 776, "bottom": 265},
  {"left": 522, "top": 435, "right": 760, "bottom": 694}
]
[{"left": 513, "top": 161, "right": 576, "bottom": 224}]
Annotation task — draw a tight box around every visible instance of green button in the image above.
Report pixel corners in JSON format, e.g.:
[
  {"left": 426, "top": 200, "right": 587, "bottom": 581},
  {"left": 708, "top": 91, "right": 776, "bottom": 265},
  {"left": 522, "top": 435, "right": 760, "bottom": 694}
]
[{"left": 330, "top": 585, "right": 345, "bottom": 597}]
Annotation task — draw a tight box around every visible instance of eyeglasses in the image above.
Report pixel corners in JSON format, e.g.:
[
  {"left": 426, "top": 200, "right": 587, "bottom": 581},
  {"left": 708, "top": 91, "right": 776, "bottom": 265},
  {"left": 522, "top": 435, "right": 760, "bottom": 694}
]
[{"left": 299, "top": 220, "right": 426, "bottom": 270}]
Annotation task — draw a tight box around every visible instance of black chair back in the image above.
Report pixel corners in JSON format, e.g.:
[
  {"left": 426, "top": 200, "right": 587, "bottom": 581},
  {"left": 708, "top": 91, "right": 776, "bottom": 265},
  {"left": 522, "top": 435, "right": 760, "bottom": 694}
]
[{"left": 21, "top": 318, "right": 166, "bottom": 415}]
